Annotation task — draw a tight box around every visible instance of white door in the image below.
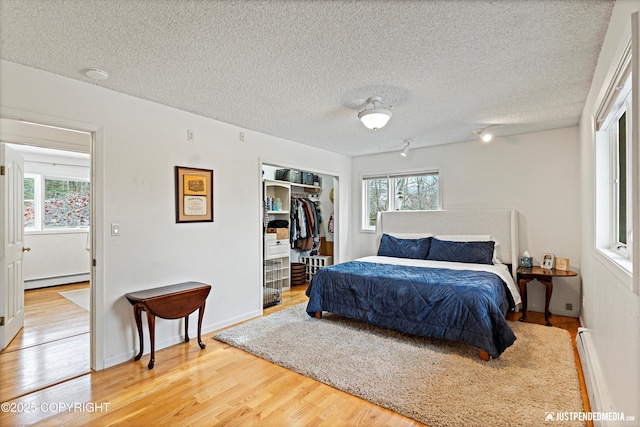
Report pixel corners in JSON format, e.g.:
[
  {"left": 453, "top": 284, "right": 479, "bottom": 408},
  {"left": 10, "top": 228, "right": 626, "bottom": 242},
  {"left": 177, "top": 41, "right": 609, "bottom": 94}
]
[{"left": 0, "top": 143, "right": 25, "bottom": 350}]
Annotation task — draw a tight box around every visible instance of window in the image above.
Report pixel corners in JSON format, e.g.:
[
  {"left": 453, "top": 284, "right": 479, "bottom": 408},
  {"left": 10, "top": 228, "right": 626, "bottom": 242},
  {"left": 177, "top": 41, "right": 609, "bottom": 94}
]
[
  {"left": 616, "top": 111, "right": 628, "bottom": 251},
  {"left": 362, "top": 171, "right": 440, "bottom": 230},
  {"left": 364, "top": 178, "right": 388, "bottom": 228},
  {"left": 24, "top": 174, "right": 90, "bottom": 231},
  {"left": 43, "top": 178, "right": 90, "bottom": 228},
  {"left": 594, "top": 44, "right": 633, "bottom": 274},
  {"left": 24, "top": 175, "right": 37, "bottom": 229}
]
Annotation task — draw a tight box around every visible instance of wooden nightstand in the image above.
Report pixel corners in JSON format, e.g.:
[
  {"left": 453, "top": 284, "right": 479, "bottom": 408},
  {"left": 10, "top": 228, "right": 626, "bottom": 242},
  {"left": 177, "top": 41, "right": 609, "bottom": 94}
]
[{"left": 516, "top": 266, "right": 577, "bottom": 326}]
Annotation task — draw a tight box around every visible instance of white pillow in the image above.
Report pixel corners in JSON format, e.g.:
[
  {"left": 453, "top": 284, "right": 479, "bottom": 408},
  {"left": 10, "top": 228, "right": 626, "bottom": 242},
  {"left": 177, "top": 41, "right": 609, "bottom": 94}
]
[
  {"left": 434, "top": 234, "right": 502, "bottom": 264},
  {"left": 436, "top": 234, "right": 491, "bottom": 241}
]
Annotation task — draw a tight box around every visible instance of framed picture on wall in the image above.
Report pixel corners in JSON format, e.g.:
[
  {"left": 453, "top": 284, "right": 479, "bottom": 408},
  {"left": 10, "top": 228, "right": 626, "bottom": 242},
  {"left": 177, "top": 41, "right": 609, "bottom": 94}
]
[
  {"left": 175, "top": 166, "right": 214, "bottom": 223},
  {"left": 541, "top": 253, "right": 555, "bottom": 269}
]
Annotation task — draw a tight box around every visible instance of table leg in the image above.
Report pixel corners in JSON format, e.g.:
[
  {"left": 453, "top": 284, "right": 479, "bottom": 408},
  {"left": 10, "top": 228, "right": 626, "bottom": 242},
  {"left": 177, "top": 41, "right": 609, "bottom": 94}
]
[
  {"left": 539, "top": 278, "right": 554, "bottom": 326},
  {"left": 197, "top": 301, "right": 206, "bottom": 350},
  {"left": 133, "top": 304, "right": 144, "bottom": 361},
  {"left": 146, "top": 311, "right": 156, "bottom": 369},
  {"left": 518, "top": 278, "right": 529, "bottom": 322},
  {"left": 184, "top": 315, "right": 190, "bottom": 343}
]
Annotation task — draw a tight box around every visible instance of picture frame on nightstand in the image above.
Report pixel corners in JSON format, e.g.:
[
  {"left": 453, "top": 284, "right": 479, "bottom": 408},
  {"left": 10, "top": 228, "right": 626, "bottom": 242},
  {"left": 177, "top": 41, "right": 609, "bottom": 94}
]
[
  {"left": 541, "top": 253, "right": 555, "bottom": 269},
  {"left": 555, "top": 257, "right": 570, "bottom": 271}
]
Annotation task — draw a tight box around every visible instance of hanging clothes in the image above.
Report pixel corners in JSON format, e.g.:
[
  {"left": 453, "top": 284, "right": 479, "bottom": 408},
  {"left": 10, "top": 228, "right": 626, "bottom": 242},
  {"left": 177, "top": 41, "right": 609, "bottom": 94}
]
[
  {"left": 328, "top": 213, "right": 334, "bottom": 235},
  {"left": 290, "top": 196, "right": 321, "bottom": 251}
]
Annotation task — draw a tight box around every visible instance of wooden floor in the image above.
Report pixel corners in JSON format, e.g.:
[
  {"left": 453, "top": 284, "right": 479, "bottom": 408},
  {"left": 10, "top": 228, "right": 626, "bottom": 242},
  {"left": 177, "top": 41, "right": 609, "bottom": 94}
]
[
  {"left": 0, "top": 283, "right": 90, "bottom": 403},
  {"left": 0, "top": 284, "right": 591, "bottom": 427}
]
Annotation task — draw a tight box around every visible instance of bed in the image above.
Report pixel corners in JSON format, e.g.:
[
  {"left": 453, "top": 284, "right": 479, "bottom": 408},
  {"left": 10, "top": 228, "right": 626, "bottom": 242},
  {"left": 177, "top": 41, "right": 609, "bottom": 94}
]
[{"left": 305, "top": 209, "right": 522, "bottom": 360}]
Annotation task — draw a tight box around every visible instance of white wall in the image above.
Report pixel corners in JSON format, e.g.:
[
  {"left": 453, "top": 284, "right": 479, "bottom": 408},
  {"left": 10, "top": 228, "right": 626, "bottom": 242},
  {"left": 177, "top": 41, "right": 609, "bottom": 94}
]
[
  {"left": 579, "top": 0, "right": 640, "bottom": 417},
  {"left": 0, "top": 60, "right": 352, "bottom": 369},
  {"left": 23, "top": 232, "right": 90, "bottom": 289},
  {"left": 351, "top": 127, "right": 582, "bottom": 317}
]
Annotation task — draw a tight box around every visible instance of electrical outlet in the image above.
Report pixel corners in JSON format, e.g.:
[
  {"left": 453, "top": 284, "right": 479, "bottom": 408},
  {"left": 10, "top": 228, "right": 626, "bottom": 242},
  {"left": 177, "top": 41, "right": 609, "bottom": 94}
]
[
  {"left": 565, "top": 303, "right": 573, "bottom": 311},
  {"left": 187, "top": 129, "right": 195, "bottom": 142}
]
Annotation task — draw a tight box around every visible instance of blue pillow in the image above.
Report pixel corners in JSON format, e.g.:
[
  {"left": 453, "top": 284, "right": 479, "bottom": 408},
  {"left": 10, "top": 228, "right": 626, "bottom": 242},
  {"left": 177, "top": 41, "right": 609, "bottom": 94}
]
[
  {"left": 377, "top": 234, "right": 432, "bottom": 260},
  {"left": 426, "top": 238, "right": 495, "bottom": 265}
]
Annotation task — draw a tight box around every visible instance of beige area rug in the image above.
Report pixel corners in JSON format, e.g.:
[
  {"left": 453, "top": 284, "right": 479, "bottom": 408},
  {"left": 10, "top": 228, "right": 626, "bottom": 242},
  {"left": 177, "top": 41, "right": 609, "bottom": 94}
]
[
  {"left": 214, "top": 304, "right": 585, "bottom": 427},
  {"left": 58, "top": 288, "right": 90, "bottom": 311}
]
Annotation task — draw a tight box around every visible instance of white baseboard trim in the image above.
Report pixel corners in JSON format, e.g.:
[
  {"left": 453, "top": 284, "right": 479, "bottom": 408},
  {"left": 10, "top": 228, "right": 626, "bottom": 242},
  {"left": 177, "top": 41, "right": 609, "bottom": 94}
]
[
  {"left": 25, "top": 273, "right": 90, "bottom": 290},
  {"left": 523, "top": 302, "right": 579, "bottom": 318},
  {"left": 576, "top": 327, "right": 614, "bottom": 427},
  {"left": 102, "top": 308, "right": 262, "bottom": 370}
]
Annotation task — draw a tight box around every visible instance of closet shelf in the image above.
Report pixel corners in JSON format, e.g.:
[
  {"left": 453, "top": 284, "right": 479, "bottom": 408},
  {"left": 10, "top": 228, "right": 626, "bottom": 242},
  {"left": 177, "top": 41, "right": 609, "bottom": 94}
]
[
  {"left": 264, "top": 179, "right": 291, "bottom": 294},
  {"left": 291, "top": 182, "right": 321, "bottom": 193}
]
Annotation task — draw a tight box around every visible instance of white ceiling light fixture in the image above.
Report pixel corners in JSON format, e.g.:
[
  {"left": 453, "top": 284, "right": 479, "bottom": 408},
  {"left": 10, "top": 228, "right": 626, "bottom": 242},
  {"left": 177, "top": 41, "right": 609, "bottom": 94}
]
[
  {"left": 400, "top": 139, "right": 411, "bottom": 157},
  {"left": 84, "top": 68, "right": 109, "bottom": 81},
  {"left": 473, "top": 129, "right": 493, "bottom": 143},
  {"left": 358, "top": 96, "right": 392, "bottom": 130}
]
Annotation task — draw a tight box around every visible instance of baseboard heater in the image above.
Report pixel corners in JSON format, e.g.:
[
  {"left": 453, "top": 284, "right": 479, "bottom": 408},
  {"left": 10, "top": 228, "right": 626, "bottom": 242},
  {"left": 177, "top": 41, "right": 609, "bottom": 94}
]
[
  {"left": 25, "top": 273, "right": 90, "bottom": 290},
  {"left": 576, "top": 327, "right": 612, "bottom": 427}
]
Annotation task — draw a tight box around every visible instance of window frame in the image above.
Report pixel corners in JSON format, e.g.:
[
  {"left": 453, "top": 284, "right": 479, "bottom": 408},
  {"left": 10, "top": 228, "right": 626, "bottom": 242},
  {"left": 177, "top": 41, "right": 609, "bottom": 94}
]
[
  {"left": 24, "top": 173, "right": 91, "bottom": 233},
  {"left": 610, "top": 105, "right": 631, "bottom": 258},
  {"left": 594, "top": 41, "right": 634, "bottom": 286},
  {"left": 23, "top": 173, "right": 40, "bottom": 231},
  {"left": 361, "top": 169, "right": 441, "bottom": 232}
]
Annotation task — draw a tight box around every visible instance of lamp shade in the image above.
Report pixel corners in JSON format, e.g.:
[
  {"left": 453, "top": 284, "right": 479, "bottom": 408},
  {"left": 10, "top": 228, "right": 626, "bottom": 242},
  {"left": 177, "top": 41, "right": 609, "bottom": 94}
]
[{"left": 358, "top": 108, "right": 392, "bottom": 130}]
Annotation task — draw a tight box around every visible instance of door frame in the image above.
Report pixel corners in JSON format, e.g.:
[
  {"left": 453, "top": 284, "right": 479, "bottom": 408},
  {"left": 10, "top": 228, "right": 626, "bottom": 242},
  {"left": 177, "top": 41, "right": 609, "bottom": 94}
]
[
  {"left": 0, "top": 107, "right": 104, "bottom": 371},
  {"left": 259, "top": 158, "right": 341, "bottom": 304}
]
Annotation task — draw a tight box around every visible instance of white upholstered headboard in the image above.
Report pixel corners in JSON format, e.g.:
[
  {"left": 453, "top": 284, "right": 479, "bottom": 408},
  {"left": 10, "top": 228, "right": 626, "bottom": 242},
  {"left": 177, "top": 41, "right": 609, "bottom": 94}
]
[{"left": 376, "top": 209, "right": 519, "bottom": 279}]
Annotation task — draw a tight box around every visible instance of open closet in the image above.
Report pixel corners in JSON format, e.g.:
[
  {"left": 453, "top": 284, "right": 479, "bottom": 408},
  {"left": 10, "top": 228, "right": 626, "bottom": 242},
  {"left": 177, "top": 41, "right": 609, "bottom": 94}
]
[{"left": 262, "top": 164, "right": 336, "bottom": 308}]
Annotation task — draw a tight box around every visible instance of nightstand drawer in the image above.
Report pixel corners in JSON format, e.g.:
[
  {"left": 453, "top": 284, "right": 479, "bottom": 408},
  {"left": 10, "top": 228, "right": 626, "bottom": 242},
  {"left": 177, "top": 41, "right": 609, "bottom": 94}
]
[{"left": 265, "top": 239, "right": 289, "bottom": 259}]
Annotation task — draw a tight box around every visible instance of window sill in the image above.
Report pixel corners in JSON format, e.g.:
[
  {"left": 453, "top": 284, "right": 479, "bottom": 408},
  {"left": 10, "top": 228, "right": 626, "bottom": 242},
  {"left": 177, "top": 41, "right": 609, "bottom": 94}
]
[
  {"left": 26, "top": 228, "right": 89, "bottom": 236},
  {"left": 594, "top": 247, "right": 632, "bottom": 287}
]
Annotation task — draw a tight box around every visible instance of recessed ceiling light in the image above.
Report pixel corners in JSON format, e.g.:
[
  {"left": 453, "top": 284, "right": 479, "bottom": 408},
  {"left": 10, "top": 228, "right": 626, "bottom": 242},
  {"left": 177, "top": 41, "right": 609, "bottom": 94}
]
[{"left": 84, "top": 68, "right": 109, "bottom": 81}]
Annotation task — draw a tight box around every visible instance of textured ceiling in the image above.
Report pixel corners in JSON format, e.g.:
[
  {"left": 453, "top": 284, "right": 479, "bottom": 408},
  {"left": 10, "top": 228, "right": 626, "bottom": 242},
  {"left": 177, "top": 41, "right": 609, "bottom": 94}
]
[{"left": 0, "top": 0, "right": 614, "bottom": 156}]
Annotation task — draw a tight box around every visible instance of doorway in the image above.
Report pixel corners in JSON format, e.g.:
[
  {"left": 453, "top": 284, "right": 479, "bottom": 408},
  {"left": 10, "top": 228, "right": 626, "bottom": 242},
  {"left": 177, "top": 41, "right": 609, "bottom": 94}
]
[
  {"left": 261, "top": 163, "right": 338, "bottom": 308},
  {"left": 0, "top": 119, "right": 92, "bottom": 402}
]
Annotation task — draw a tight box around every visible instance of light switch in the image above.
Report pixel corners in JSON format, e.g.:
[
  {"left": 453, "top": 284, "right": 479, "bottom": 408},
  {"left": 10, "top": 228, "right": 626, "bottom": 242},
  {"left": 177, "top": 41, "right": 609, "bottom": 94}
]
[{"left": 111, "top": 223, "right": 120, "bottom": 236}]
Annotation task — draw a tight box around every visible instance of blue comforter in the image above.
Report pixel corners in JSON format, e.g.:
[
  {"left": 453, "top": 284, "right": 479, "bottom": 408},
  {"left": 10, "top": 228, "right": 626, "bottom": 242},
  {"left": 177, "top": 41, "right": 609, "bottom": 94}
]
[{"left": 305, "top": 260, "right": 516, "bottom": 358}]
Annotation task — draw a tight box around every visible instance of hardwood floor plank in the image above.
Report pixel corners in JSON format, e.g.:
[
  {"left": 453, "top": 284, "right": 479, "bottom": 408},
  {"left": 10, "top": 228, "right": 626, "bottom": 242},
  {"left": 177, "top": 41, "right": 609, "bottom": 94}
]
[
  {"left": 1, "top": 282, "right": 89, "bottom": 353},
  {"left": 0, "top": 286, "right": 590, "bottom": 427},
  {"left": 0, "top": 334, "right": 90, "bottom": 402},
  {"left": 0, "top": 283, "right": 91, "bottom": 403}
]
